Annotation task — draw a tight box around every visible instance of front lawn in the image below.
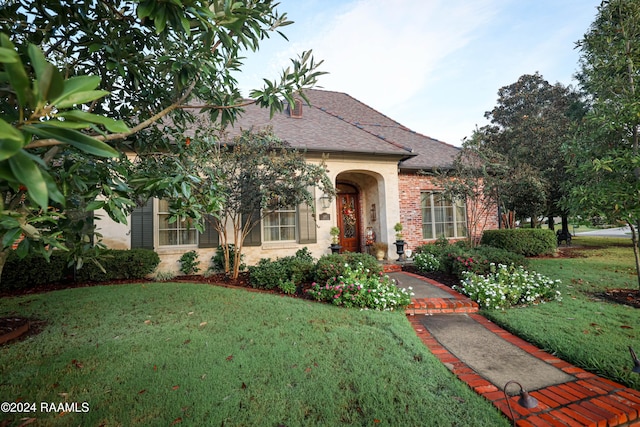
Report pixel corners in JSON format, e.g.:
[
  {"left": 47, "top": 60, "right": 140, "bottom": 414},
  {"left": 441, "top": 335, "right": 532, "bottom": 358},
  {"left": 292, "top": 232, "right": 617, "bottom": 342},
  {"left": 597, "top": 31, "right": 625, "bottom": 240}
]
[
  {"left": 0, "top": 283, "right": 508, "bottom": 426},
  {"left": 481, "top": 236, "right": 640, "bottom": 391}
]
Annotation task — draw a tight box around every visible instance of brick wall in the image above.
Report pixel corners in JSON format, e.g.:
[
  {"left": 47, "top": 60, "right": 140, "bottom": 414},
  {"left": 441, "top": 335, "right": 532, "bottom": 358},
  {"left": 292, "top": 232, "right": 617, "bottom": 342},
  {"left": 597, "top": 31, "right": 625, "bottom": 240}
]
[{"left": 397, "top": 172, "right": 499, "bottom": 251}]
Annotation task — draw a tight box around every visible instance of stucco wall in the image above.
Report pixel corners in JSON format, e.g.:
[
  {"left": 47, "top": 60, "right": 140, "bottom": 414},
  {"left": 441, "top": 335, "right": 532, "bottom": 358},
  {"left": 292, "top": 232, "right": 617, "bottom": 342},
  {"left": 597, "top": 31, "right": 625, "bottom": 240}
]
[{"left": 95, "top": 153, "right": 403, "bottom": 274}]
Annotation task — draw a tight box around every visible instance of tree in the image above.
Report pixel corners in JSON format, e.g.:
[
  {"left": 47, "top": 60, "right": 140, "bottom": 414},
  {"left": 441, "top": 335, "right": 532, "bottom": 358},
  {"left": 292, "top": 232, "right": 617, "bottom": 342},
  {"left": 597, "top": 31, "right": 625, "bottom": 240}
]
[
  {"left": 435, "top": 131, "right": 506, "bottom": 246},
  {"left": 564, "top": 0, "right": 640, "bottom": 287},
  {"left": 476, "top": 73, "right": 584, "bottom": 230},
  {"left": 209, "top": 128, "right": 333, "bottom": 279},
  {"left": 0, "top": 1, "right": 325, "bottom": 279}
]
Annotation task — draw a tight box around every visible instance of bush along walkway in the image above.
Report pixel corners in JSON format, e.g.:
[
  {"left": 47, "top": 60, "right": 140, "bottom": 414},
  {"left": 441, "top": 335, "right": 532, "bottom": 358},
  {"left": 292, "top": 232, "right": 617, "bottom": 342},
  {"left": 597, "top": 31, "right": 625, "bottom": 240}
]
[{"left": 393, "top": 271, "right": 640, "bottom": 427}]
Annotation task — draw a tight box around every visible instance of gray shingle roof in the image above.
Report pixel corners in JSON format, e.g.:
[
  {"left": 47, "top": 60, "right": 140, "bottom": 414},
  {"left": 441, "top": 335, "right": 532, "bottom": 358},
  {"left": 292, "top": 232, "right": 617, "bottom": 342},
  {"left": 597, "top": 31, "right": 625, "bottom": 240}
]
[{"left": 229, "top": 89, "right": 459, "bottom": 170}]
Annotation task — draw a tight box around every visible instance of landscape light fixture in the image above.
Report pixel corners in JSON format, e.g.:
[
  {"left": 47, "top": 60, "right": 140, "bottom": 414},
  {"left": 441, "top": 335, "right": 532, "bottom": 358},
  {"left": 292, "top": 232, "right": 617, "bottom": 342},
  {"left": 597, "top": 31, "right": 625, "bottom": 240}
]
[
  {"left": 630, "top": 347, "right": 640, "bottom": 374},
  {"left": 503, "top": 380, "right": 538, "bottom": 426}
]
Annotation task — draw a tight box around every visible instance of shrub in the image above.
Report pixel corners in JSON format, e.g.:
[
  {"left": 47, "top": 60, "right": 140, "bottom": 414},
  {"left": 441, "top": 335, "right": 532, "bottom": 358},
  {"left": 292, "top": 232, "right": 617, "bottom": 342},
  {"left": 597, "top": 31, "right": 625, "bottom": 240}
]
[
  {"left": 248, "top": 249, "right": 316, "bottom": 290},
  {"left": 414, "top": 243, "right": 447, "bottom": 257},
  {"left": 454, "top": 263, "right": 562, "bottom": 310},
  {"left": 314, "top": 253, "right": 382, "bottom": 284},
  {"left": 248, "top": 258, "right": 282, "bottom": 290},
  {"left": 474, "top": 245, "right": 527, "bottom": 268},
  {"left": 179, "top": 250, "right": 200, "bottom": 275},
  {"left": 413, "top": 252, "right": 440, "bottom": 273},
  {"left": 1, "top": 249, "right": 160, "bottom": 291},
  {"left": 278, "top": 279, "right": 297, "bottom": 295},
  {"left": 1, "top": 251, "right": 67, "bottom": 291},
  {"left": 448, "top": 253, "right": 489, "bottom": 277},
  {"left": 74, "top": 249, "right": 160, "bottom": 282},
  {"left": 210, "top": 244, "right": 246, "bottom": 274},
  {"left": 306, "top": 262, "right": 413, "bottom": 311},
  {"left": 480, "top": 229, "right": 556, "bottom": 256}
]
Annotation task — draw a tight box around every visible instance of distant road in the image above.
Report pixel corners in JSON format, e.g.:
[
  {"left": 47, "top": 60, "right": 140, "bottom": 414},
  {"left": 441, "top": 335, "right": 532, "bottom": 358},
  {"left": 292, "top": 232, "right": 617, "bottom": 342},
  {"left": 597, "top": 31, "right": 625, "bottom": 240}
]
[{"left": 574, "top": 226, "right": 635, "bottom": 238}]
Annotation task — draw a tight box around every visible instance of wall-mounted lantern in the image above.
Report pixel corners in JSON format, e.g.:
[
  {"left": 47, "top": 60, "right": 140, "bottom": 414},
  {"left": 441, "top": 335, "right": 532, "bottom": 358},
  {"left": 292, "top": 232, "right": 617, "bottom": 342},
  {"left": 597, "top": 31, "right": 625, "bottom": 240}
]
[{"left": 319, "top": 194, "right": 332, "bottom": 210}]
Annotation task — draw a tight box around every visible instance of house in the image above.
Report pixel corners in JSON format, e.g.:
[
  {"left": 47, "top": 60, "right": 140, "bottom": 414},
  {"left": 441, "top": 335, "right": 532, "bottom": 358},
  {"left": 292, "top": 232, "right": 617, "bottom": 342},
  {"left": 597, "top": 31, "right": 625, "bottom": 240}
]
[{"left": 98, "top": 89, "right": 499, "bottom": 273}]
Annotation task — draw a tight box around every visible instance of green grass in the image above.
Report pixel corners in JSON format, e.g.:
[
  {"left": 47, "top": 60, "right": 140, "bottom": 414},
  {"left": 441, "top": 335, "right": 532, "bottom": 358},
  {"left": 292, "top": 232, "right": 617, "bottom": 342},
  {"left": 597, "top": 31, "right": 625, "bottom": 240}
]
[
  {"left": 0, "top": 283, "right": 508, "bottom": 426},
  {"left": 481, "top": 236, "right": 640, "bottom": 391}
]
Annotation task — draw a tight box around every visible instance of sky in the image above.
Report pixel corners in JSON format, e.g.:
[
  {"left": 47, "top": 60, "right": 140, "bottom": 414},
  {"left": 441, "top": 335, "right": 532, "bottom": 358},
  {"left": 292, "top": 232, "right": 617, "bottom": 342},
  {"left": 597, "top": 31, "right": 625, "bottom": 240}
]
[{"left": 237, "top": 0, "right": 602, "bottom": 147}]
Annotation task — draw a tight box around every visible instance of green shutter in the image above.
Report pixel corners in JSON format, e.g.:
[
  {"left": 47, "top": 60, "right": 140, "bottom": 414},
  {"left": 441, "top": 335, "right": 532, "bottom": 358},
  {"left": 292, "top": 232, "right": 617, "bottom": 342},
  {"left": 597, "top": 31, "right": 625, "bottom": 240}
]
[
  {"left": 131, "top": 199, "right": 154, "bottom": 249},
  {"left": 298, "top": 189, "right": 317, "bottom": 244},
  {"left": 198, "top": 215, "right": 220, "bottom": 248}
]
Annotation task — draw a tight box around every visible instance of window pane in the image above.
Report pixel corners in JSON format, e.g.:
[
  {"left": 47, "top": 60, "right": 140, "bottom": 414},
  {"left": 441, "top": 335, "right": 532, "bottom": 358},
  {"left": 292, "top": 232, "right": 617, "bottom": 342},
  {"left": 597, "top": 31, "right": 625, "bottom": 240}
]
[
  {"left": 263, "top": 208, "right": 296, "bottom": 242},
  {"left": 281, "top": 226, "right": 296, "bottom": 241},
  {"left": 422, "top": 191, "right": 468, "bottom": 239},
  {"left": 157, "top": 200, "right": 198, "bottom": 246}
]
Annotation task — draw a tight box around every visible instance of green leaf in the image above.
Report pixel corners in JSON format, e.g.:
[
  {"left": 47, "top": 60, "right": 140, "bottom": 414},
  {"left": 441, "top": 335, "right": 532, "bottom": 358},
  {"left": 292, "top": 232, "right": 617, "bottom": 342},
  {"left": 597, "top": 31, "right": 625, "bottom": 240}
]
[
  {"left": 51, "top": 75, "right": 103, "bottom": 108},
  {"left": 0, "top": 33, "right": 32, "bottom": 108},
  {"left": 1, "top": 227, "right": 22, "bottom": 249},
  {"left": 8, "top": 150, "right": 48, "bottom": 209},
  {"left": 54, "top": 90, "right": 110, "bottom": 109},
  {"left": 58, "top": 110, "right": 129, "bottom": 133},
  {"left": 29, "top": 44, "right": 64, "bottom": 102},
  {"left": 0, "top": 118, "right": 25, "bottom": 161},
  {"left": 15, "top": 238, "right": 29, "bottom": 258},
  {"left": 39, "top": 120, "right": 93, "bottom": 130},
  {"left": 23, "top": 124, "right": 119, "bottom": 158},
  {"left": 0, "top": 47, "right": 18, "bottom": 63},
  {"left": 41, "top": 169, "right": 65, "bottom": 206}
]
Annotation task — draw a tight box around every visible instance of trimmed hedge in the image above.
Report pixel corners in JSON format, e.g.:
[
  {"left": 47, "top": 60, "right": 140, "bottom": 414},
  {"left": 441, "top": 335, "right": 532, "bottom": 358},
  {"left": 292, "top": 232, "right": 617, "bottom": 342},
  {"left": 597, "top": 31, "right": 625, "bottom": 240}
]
[
  {"left": 480, "top": 229, "right": 556, "bottom": 256},
  {"left": 1, "top": 251, "right": 67, "bottom": 291},
  {"left": 74, "top": 249, "right": 160, "bottom": 282},
  {"left": 1, "top": 249, "right": 160, "bottom": 292}
]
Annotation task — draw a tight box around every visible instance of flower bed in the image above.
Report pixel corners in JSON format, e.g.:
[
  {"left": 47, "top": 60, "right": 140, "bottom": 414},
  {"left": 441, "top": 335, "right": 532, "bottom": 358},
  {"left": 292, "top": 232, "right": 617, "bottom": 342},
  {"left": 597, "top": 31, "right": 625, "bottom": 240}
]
[{"left": 306, "top": 262, "right": 413, "bottom": 311}]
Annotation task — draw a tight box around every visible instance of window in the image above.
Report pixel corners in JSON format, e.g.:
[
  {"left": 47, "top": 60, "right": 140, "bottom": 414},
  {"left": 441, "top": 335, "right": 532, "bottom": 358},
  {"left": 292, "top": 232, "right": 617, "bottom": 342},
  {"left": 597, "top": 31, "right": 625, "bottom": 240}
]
[
  {"left": 421, "top": 192, "right": 467, "bottom": 239},
  {"left": 263, "top": 207, "right": 297, "bottom": 242},
  {"left": 157, "top": 199, "right": 198, "bottom": 246}
]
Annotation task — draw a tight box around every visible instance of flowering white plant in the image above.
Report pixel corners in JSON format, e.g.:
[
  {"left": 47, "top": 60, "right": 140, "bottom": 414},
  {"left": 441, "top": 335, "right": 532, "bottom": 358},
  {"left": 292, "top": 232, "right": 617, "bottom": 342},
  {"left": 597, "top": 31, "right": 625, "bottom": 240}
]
[
  {"left": 413, "top": 252, "right": 441, "bottom": 272},
  {"left": 453, "top": 263, "right": 562, "bottom": 310},
  {"left": 306, "top": 262, "right": 414, "bottom": 311}
]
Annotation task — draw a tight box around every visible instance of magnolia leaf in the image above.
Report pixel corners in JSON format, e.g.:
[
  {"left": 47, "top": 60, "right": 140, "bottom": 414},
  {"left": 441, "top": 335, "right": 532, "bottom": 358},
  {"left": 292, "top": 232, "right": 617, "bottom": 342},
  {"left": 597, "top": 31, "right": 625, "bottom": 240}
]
[
  {"left": 8, "top": 151, "right": 48, "bottom": 209},
  {"left": 0, "top": 34, "right": 31, "bottom": 108},
  {"left": 51, "top": 75, "right": 102, "bottom": 108},
  {"left": 0, "top": 118, "right": 25, "bottom": 160},
  {"left": 0, "top": 46, "right": 18, "bottom": 63},
  {"left": 58, "top": 110, "right": 129, "bottom": 133},
  {"left": 28, "top": 43, "right": 64, "bottom": 102},
  {"left": 54, "top": 90, "right": 110, "bottom": 109},
  {"left": 41, "top": 169, "right": 65, "bottom": 205},
  {"left": 40, "top": 120, "right": 92, "bottom": 130},
  {"left": 23, "top": 124, "right": 118, "bottom": 158}
]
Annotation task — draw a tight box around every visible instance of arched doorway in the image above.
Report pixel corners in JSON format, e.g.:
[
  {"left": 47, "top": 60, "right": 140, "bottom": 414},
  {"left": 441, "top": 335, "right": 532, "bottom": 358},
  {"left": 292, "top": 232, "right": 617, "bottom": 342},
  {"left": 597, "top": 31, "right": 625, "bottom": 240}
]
[{"left": 336, "top": 183, "right": 360, "bottom": 252}]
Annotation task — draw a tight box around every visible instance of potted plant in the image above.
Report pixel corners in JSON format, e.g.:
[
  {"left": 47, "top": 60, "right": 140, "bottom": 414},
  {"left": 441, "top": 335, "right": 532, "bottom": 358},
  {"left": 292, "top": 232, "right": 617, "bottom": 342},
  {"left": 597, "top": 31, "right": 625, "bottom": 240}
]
[
  {"left": 329, "top": 226, "right": 341, "bottom": 253},
  {"left": 371, "top": 242, "right": 388, "bottom": 261},
  {"left": 393, "top": 222, "right": 406, "bottom": 261}
]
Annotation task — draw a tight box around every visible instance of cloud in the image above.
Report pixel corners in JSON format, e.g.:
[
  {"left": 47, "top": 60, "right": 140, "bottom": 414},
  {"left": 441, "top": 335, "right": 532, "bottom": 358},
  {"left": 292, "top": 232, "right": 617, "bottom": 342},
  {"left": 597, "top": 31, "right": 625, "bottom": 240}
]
[{"left": 307, "top": 0, "right": 501, "bottom": 109}]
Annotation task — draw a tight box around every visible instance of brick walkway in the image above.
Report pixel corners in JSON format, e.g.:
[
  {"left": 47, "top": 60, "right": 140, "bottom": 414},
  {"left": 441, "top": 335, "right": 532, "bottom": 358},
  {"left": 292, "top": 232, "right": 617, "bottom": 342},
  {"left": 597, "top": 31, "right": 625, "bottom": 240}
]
[{"left": 395, "top": 270, "right": 640, "bottom": 426}]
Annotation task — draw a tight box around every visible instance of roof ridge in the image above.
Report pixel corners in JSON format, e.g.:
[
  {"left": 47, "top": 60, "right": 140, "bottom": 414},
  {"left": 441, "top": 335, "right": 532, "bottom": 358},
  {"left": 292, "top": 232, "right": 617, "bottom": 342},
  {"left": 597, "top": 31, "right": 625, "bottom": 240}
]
[{"left": 304, "top": 90, "right": 414, "bottom": 154}]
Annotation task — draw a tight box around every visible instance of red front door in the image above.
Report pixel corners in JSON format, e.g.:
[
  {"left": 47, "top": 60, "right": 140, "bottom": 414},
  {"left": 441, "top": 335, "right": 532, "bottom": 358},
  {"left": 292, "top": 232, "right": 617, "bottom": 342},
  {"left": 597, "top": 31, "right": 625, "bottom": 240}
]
[{"left": 337, "top": 185, "right": 360, "bottom": 253}]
